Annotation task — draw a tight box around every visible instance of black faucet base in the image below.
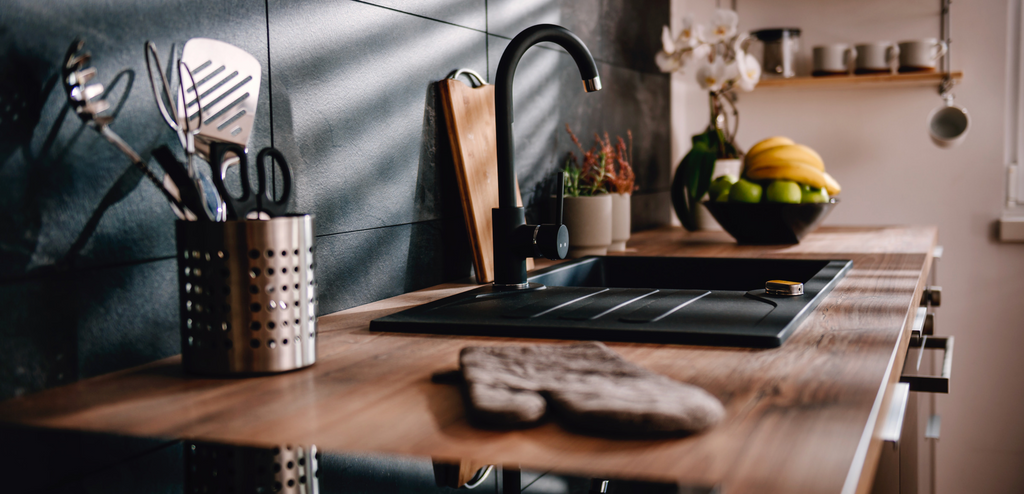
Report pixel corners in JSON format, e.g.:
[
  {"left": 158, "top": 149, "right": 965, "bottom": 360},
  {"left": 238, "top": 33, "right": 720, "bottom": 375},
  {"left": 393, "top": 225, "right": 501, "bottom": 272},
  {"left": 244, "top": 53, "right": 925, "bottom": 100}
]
[{"left": 492, "top": 207, "right": 529, "bottom": 286}]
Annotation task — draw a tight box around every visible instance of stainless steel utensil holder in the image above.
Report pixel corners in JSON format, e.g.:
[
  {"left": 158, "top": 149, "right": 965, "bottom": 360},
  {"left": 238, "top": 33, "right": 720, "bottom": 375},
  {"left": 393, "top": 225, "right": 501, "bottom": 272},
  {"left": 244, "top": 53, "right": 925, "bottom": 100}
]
[
  {"left": 176, "top": 215, "right": 317, "bottom": 375},
  {"left": 186, "top": 441, "right": 319, "bottom": 494}
]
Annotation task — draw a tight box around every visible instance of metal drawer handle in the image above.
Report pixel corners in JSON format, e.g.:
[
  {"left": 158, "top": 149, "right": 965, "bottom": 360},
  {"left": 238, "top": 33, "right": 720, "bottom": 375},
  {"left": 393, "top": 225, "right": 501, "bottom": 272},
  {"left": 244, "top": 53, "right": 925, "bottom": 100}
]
[
  {"left": 880, "top": 382, "right": 910, "bottom": 444},
  {"left": 921, "top": 286, "right": 942, "bottom": 307},
  {"left": 926, "top": 414, "right": 941, "bottom": 440},
  {"left": 910, "top": 307, "right": 937, "bottom": 340},
  {"left": 900, "top": 336, "right": 954, "bottom": 393}
]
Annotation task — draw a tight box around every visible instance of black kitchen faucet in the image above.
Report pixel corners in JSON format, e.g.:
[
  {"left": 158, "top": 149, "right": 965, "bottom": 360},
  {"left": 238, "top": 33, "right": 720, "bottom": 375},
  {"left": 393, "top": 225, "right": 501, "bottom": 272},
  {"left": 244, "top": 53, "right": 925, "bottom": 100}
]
[{"left": 492, "top": 24, "right": 602, "bottom": 288}]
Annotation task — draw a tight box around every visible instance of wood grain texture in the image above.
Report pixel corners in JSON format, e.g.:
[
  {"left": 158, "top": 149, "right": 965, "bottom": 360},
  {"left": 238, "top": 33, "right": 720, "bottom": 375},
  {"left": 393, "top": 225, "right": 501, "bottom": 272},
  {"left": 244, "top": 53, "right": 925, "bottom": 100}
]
[
  {"left": 756, "top": 70, "right": 963, "bottom": 90},
  {"left": 439, "top": 79, "right": 531, "bottom": 284},
  {"left": 0, "top": 226, "right": 937, "bottom": 494}
]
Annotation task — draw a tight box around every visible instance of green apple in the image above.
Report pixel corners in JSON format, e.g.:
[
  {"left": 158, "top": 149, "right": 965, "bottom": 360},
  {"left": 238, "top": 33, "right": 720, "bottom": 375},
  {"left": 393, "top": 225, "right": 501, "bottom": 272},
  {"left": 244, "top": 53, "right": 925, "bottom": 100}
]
[
  {"left": 729, "top": 178, "right": 763, "bottom": 203},
  {"left": 766, "top": 180, "right": 802, "bottom": 204},
  {"left": 708, "top": 174, "right": 738, "bottom": 200},
  {"left": 800, "top": 184, "right": 830, "bottom": 203},
  {"left": 715, "top": 189, "right": 731, "bottom": 202}
]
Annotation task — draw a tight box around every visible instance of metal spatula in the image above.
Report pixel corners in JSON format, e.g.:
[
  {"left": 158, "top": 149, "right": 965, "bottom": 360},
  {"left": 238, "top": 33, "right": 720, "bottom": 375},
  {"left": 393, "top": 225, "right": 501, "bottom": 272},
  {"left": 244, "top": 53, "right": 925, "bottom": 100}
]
[{"left": 177, "top": 38, "right": 261, "bottom": 158}]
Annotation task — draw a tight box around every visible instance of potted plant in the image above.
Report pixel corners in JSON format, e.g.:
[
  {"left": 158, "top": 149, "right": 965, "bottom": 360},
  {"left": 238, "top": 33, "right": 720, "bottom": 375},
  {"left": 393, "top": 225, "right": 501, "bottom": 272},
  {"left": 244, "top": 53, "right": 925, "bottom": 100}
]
[
  {"left": 655, "top": 9, "right": 762, "bottom": 230},
  {"left": 561, "top": 125, "right": 637, "bottom": 256}
]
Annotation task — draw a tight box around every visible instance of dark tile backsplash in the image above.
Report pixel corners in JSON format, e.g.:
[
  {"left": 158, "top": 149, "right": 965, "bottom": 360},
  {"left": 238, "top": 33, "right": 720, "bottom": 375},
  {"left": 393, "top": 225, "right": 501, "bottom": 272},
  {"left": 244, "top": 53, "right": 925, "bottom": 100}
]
[
  {"left": 0, "top": 0, "right": 669, "bottom": 399},
  {"left": 267, "top": 0, "right": 487, "bottom": 234},
  {"left": 0, "top": 0, "right": 272, "bottom": 278}
]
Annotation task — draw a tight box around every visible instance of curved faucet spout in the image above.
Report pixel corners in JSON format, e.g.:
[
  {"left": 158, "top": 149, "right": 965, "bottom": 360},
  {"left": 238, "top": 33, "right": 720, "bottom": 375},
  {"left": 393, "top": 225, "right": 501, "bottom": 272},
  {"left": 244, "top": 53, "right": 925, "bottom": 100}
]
[
  {"left": 495, "top": 24, "right": 601, "bottom": 209},
  {"left": 491, "top": 24, "right": 601, "bottom": 287}
]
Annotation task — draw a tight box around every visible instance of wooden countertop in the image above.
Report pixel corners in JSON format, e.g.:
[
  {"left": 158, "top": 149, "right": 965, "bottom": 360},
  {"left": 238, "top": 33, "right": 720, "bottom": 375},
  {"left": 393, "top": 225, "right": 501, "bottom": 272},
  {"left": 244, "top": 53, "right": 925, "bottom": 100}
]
[{"left": 0, "top": 226, "right": 937, "bottom": 494}]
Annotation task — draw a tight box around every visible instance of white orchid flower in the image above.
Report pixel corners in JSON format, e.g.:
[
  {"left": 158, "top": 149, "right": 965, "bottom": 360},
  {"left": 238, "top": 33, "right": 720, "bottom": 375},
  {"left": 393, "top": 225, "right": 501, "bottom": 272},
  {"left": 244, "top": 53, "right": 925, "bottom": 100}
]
[
  {"left": 690, "top": 43, "right": 712, "bottom": 63},
  {"left": 656, "top": 18, "right": 712, "bottom": 73},
  {"left": 676, "top": 14, "right": 702, "bottom": 48},
  {"left": 724, "top": 59, "right": 741, "bottom": 84},
  {"left": 696, "top": 58, "right": 728, "bottom": 92},
  {"left": 663, "top": 42, "right": 712, "bottom": 75},
  {"left": 661, "top": 25, "right": 676, "bottom": 54},
  {"left": 655, "top": 50, "right": 684, "bottom": 72},
  {"left": 709, "top": 9, "right": 739, "bottom": 43},
  {"left": 735, "top": 52, "right": 761, "bottom": 91}
]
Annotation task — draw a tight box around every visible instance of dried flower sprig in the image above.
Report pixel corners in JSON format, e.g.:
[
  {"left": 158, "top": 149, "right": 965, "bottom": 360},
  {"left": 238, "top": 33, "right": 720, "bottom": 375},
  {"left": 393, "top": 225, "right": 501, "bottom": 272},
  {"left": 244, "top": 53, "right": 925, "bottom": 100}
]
[
  {"left": 606, "top": 131, "right": 636, "bottom": 194},
  {"left": 562, "top": 124, "right": 637, "bottom": 197}
]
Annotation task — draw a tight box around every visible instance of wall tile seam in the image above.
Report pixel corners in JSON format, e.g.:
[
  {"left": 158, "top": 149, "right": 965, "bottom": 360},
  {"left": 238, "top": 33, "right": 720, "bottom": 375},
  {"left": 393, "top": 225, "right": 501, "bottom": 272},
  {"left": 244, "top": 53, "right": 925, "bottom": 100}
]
[
  {"left": 315, "top": 217, "right": 455, "bottom": 239},
  {"left": 343, "top": 4, "right": 663, "bottom": 74},
  {"left": 310, "top": 190, "right": 671, "bottom": 241},
  {"left": 486, "top": 33, "right": 666, "bottom": 74},
  {"left": 0, "top": 215, "right": 465, "bottom": 282},
  {"left": 351, "top": 0, "right": 488, "bottom": 34},
  {"left": 0, "top": 255, "right": 177, "bottom": 285}
]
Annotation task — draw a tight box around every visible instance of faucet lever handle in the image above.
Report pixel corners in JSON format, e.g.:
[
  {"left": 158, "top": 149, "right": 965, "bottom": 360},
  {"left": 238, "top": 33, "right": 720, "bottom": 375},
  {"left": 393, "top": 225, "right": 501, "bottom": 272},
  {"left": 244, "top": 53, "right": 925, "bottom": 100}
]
[
  {"left": 535, "top": 223, "right": 569, "bottom": 260},
  {"left": 532, "top": 172, "right": 568, "bottom": 260},
  {"left": 555, "top": 171, "right": 565, "bottom": 225}
]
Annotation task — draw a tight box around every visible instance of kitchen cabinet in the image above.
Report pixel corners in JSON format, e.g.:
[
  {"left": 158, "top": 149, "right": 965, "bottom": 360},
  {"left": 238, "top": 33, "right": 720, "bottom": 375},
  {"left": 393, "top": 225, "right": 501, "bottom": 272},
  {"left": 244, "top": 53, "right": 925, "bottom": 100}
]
[
  {"left": 872, "top": 247, "right": 947, "bottom": 494},
  {"left": 0, "top": 226, "right": 943, "bottom": 493}
]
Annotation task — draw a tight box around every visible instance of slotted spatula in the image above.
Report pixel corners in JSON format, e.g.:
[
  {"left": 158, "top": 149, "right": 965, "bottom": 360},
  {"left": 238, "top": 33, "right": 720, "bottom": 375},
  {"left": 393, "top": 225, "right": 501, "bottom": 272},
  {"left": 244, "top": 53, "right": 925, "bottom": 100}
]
[{"left": 177, "top": 38, "right": 261, "bottom": 158}]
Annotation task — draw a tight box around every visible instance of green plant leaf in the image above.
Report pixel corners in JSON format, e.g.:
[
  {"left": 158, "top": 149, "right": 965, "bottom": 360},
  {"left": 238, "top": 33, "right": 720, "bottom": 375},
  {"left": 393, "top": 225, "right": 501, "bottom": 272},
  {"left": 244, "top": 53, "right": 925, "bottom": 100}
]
[
  {"left": 562, "top": 162, "right": 581, "bottom": 197},
  {"left": 692, "top": 148, "right": 717, "bottom": 203},
  {"left": 672, "top": 128, "right": 722, "bottom": 231}
]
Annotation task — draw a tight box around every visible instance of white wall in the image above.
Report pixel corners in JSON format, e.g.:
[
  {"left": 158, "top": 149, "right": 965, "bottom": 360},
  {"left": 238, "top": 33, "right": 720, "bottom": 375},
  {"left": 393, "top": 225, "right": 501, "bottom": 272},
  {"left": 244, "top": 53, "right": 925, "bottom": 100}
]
[{"left": 670, "top": 1, "right": 1024, "bottom": 492}]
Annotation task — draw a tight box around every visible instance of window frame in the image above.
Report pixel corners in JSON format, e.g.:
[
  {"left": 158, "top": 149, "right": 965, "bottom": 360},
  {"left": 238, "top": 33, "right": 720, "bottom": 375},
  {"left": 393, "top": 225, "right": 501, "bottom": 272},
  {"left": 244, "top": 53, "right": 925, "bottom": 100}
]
[{"left": 1000, "top": 0, "right": 1024, "bottom": 240}]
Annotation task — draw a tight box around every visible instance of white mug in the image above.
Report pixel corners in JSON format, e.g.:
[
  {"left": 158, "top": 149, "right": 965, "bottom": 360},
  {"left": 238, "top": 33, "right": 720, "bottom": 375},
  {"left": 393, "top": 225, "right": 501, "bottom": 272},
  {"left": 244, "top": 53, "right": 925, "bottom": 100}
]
[
  {"left": 928, "top": 97, "right": 970, "bottom": 148},
  {"left": 813, "top": 44, "right": 857, "bottom": 75},
  {"left": 855, "top": 42, "right": 900, "bottom": 74},
  {"left": 898, "top": 38, "right": 948, "bottom": 71}
]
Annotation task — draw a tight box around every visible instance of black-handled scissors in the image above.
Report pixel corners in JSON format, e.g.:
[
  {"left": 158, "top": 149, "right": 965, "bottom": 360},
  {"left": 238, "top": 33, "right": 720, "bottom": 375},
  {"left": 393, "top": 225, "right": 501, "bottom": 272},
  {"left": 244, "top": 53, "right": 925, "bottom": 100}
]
[{"left": 209, "top": 142, "right": 292, "bottom": 220}]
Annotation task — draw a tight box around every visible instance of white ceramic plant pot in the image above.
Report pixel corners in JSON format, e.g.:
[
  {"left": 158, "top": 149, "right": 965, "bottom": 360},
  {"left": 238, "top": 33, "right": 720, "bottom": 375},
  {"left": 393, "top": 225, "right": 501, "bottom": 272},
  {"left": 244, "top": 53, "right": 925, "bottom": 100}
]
[
  {"left": 608, "top": 193, "right": 631, "bottom": 252},
  {"left": 562, "top": 195, "right": 613, "bottom": 257},
  {"left": 697, "top": 159, "right": 743, "bottom": 231}
]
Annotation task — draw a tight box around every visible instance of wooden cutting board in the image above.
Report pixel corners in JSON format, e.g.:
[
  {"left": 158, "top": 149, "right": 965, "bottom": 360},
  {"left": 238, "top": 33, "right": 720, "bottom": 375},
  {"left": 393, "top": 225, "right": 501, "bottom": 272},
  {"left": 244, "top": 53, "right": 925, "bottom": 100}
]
[{"left": 440, "top": 77, "right": 532, "bottom": 283}]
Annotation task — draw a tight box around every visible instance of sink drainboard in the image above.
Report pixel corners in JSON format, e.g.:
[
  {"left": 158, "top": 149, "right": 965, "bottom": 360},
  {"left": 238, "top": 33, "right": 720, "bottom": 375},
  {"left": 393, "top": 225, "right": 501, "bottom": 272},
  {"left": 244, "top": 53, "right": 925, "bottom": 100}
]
[{"left": 371, "top": 256, "right": 852, "bottom": 348}]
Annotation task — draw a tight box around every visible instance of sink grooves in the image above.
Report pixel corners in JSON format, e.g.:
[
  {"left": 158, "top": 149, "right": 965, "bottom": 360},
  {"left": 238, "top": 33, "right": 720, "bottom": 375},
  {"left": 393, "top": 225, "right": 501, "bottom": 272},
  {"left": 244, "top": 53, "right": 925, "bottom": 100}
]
[
  {"left": 619, "top": 290, "right": 712, "bottom": 323},
  {"left": 559, "top": 289, "right": 660, "bottom": 320},
  {"left": 502, "top": 287, "right": 607, "bottom": 319},
  {"left": 529, "top": 288, "right": 609, "bottom": 318}
]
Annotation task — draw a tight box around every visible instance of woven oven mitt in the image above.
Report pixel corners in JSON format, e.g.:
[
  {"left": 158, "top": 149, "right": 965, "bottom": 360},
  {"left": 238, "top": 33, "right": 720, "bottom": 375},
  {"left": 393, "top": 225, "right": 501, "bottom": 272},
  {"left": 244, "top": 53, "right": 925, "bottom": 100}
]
[{"left": 457, "top": 342, "right": 725, "bottom": 435}]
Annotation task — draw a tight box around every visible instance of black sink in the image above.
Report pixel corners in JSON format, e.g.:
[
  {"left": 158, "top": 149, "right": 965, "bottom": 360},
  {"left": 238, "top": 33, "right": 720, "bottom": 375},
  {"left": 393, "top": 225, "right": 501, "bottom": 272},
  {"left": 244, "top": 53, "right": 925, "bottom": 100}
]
[{"left": 370, "top": 256, "right": 852, "bottom": 348}]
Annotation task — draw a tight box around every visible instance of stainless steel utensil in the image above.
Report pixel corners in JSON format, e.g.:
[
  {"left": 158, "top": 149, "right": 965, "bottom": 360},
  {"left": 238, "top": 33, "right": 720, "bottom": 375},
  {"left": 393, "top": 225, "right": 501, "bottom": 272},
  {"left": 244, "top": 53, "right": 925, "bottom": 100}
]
[
  {"left": 62, "top": 38, "right": 191, "bottom": 220},
  {"left": 178, "top": 38, "right": 262, "bottom": 156},
  {"left": 144, "top": 42, "right": 225, "bottom": 221}
]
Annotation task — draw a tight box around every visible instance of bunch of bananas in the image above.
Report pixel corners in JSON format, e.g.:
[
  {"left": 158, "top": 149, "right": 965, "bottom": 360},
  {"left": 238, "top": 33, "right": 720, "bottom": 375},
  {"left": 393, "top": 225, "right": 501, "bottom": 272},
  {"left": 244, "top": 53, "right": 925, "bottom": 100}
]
[{"left": 743, "top": 137, "right": 841, "bottom": 196}]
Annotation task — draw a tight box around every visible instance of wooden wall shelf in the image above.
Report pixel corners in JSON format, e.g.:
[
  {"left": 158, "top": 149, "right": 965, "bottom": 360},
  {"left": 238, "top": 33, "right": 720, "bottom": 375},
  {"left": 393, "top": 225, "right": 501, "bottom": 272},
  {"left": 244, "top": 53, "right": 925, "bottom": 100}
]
[{"left": 757, "top": 70, "right": 963, "bottom": 89}]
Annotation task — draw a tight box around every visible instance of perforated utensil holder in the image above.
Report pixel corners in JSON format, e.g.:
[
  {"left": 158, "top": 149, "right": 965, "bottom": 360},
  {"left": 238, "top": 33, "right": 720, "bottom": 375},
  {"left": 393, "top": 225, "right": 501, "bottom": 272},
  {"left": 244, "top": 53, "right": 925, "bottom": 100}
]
[
  {"left": 176, "top": 215, "right": 317, "bottom": 375},
  {"left": 186, "top": 441, "right": 319, "bottom": 494}
]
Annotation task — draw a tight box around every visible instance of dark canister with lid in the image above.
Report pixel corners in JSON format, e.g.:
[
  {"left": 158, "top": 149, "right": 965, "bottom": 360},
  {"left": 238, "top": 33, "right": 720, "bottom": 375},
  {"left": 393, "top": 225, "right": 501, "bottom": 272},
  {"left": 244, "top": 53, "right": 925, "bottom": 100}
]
[{"left": 753, "top": 28, "right": 802, "bottom": 78}]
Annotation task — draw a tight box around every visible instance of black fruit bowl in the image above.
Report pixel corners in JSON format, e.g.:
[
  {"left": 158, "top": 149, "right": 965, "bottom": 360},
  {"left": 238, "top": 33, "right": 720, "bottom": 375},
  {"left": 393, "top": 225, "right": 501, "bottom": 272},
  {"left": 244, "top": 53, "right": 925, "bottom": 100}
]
[{"left": 703, "top": 199, "right": 838, "bottom": 244}]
